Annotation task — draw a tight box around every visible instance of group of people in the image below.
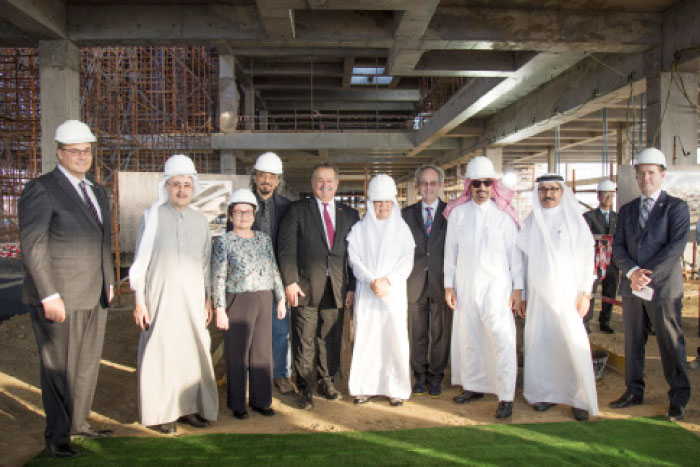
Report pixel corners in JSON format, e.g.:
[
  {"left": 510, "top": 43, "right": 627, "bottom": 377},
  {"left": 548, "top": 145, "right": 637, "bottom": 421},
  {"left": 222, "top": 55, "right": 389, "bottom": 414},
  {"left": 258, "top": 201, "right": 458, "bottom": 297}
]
[{"left": 18, "top": 119, "right": 694, "bottom": 459}]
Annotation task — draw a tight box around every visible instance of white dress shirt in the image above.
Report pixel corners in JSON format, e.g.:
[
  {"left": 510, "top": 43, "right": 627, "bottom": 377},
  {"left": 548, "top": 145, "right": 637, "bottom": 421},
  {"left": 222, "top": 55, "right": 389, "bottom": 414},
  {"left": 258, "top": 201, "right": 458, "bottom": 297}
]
[
  {"left": 315, "top": 197, "right": 336, "bottom": 249},
  {"left": 421, "top": 199, "right": 439, "bottom": 224}
]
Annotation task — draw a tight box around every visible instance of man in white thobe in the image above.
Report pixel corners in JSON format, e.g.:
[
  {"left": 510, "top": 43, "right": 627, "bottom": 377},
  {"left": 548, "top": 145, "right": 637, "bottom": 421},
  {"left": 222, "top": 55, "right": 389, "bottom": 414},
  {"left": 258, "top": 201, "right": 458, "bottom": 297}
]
[
  {"left": 517, "top": 173, "right": 598, "bottom": 421},
  {"left": 443, "top": 156, "right": 523, "bottom": 419},
  {"left": 130, "top": 154, "right": 218, "bottom": 434},
  {"left": 347, "top": 174, "right": 415, "bottom": 406}
]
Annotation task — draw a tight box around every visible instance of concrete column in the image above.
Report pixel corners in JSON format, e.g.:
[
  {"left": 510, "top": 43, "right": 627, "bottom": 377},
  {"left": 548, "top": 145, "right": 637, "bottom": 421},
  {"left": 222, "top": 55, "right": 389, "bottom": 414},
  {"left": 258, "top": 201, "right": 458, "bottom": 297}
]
[
  {"left": 646, "top": 72, "right": 699, "bottom": 168},
  {"left": 244, "top": 86, "right": 255, "bottom": 130},
  {"left": 220, "top": 150, "right": 236, "bottom": 174},
  {"left": 39, "top": 40, "right": 80, "bottom": 174},
  {"left": 219, "top": 55, "right": 239, "bottom": 134},
  {"left": 406, "top": 179, "right": 417, "bottom": 205},
  {"left": 616, "top": 126, "right": 638, "bottom": 207},
  {"left": 484, "top": 146, "right": 503, "bottom": 173},
  {"left": 547, "top": 147, "right": 556, "bottom": 174},
  {"left": 616, "top": 127, "right": 633, "bottom": 166},
  {"left": 260, "top": 109, "right": 269, "bottom": 131}
]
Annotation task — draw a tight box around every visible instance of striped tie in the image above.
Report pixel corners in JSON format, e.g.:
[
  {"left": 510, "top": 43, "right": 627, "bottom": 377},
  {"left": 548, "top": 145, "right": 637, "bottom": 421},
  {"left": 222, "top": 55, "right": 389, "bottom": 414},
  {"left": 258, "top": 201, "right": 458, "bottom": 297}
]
[
  {"left": 79, "top": 181, "right": 103, "bottom": 229},
  {"left": 639, "top": 197, "right": 653, "bottom": 231},
  {"left": 425, "top": 206, "right": 433, "bottom": 236}
]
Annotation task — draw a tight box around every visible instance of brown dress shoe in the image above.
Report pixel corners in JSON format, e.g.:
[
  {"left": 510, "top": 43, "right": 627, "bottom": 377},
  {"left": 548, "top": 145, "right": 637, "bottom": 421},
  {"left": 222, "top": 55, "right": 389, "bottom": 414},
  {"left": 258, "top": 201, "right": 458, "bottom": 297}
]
[{"left": 274, "top": 377, "right": 296, "bottom": 395}]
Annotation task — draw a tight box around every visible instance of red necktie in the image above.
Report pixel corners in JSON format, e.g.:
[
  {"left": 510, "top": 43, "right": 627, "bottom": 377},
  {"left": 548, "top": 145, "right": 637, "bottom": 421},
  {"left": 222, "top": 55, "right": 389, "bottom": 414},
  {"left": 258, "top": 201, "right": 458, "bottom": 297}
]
[{"left": 323, "top": 202, "right": 334, "bottom": 248}]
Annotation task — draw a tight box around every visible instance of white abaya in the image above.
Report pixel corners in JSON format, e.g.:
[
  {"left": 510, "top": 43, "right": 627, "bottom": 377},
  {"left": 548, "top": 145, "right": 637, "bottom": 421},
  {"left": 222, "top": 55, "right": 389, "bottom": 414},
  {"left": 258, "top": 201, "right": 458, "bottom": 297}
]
[
  {"left": 444, "top": 200, "right": 522, "bottom": 401},
  {"left": 347, "top": 202, "right": 415, "bottom": 400},
  {"left": 518, "top": 195, "right": 599, "bottom": 415}
]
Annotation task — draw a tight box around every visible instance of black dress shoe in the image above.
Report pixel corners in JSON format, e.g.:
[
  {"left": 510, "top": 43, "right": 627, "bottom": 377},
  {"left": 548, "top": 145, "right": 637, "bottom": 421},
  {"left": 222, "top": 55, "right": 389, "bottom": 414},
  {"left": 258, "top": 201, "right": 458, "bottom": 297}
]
[
  {"left": 453, "top": 390, "right": 484, "bottom": 404},
  {"left": 178, "top": 414, "right": 210, "bottom": 428},
  {"left": 150, "top": 422, "right": 177, "bottom": 434},
  {"left": 47, "top": 443, "right": 79, "bottom": 458},
  {"left": 318, "top": 381, "right": 343, "bottom": 400},
  {"left": 389, "top": 398, "right": 403, "bottom": 406},
  {"left": 412, "top": 380, "right": 427, "bottom": 395},
  {"left": 600, "top": 323, "right": 615, "bottom": 334},
  {"left": 251, "top": 406, "right": 275, "bottom": 416},
  {"left": 609, "top": 391, "right": 643, "bottom": 409},
  {"left": 298, "top": 392, "right": 314, "bottom": 410},
  {"left": 573, "top": 408, "right": 589, "bottom": 421},
  {"left": 354, "top": 396, "right": 370, "bottom": 404},
  {"left": 495, "top": 401, "right": 513, "bottom": 419},
  {"left": 533, "top": 402, "right": 556, "bottom": 412},
  {"left": 427, "top": 381, "right": 442, "bottom": 398},
  {"left": 233, "top": 410, "right": 249, "bottom": 420},
  {"left": 72, "top": 427, "right": 113, "bottom": 439},
  {"left": 666, "top": 404, "right": 685, "bottom": 421}
]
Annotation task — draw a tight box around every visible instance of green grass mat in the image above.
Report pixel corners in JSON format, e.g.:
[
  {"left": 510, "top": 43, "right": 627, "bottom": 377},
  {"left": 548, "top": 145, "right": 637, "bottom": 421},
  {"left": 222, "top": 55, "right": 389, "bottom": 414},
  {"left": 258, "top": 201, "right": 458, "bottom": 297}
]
[{"left": 27, "top": 417, "right": 700, "bottom": 466}]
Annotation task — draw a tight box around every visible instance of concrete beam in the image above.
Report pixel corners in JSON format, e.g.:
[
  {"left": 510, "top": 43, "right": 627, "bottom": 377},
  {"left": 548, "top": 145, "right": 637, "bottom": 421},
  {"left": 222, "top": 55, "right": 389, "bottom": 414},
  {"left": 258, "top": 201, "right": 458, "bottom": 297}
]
[
  {"left": 241, "top": 62, "right": 344, "bottom": 77},
  {"left": 252, "top": 76, "right": 340, "bottom": 90},
  {"left": 255, "top": 0, "right": 295, "bottom": 40},
  {"left": 264, "top": 101, "right": 416, "bottom": 111},
  {"left": 661, "top": 0, "right": 700, "bottom": 71},
  {"left": 386, "top": 0, "right": 439, "bottom": 74},
  {"left": 415, "top": 50, "right": 536, "bottom": 76},
  {"left": 259, "top": 89, "right": 421, "bottom": 101},
  {"left": 0, "top": 0, "right": 66, "bottom": 39},
  {"left": 212, "top": 132, "right": 415, "bottom": 151}
]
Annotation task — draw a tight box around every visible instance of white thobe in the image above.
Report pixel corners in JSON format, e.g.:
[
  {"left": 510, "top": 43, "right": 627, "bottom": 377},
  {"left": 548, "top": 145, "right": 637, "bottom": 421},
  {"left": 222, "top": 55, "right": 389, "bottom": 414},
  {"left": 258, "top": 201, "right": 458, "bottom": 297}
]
[
  {"left": 135, "top": 204, "right": 219, "bottom": 425},
  {"left": 444, "top": 200, "right": 523, "bottom": 401},
  {"left": 347, "top": 219, "right": 414, "bottom": 400},
  {"left": 518, "top": 207, "right": 599, "bottom": 414}
]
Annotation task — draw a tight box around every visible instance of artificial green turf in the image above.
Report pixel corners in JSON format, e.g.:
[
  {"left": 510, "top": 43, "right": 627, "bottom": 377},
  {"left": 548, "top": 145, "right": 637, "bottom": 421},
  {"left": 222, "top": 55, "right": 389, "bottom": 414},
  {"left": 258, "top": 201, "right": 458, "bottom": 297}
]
[{"left": 27, "top": 417, "right": 700, "bottom": 466}]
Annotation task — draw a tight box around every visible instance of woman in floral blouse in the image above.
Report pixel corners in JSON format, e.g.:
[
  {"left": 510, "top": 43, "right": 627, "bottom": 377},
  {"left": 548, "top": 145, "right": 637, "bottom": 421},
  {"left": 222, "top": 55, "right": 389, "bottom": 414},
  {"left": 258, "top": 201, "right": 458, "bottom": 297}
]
[{"left": 212, "top": 188, "right": 286, "bottom": 420}]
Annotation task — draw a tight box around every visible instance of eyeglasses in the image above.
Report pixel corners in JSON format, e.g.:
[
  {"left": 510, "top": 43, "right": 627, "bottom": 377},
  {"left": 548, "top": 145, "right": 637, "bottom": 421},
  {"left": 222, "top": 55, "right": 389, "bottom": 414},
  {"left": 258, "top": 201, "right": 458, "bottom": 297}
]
[
  {"left": 418, "top": 180, "right": 440, "bottom": 187},
  {"left": 538, "top": 186, "right": 561, "bottom": 194},
  {"left": 61, "top": 148, "right": 92, "bottom": 157},
  {"left": 232, "top": 210, "right": 255, "bottom": 218},
  {"left": 470, "top": 180, "right": 493, "bottom": 188}
]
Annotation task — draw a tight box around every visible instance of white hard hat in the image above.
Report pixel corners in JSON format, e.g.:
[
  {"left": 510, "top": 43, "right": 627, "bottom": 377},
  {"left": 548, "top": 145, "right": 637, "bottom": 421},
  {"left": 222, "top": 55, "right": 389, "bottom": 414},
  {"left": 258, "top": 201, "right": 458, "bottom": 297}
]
[
  {"left": 254, "top": 152, "right": 283, "bottom": 174},
  {"left": 227, "top": 188, "right": 258, "bottom": 211},
  {"left": 597, "top": 180, "right": 617, "bottom": 192},
  {"left": 367, "top": 174, "right": 397, "bottom": 201},
  {"left": 465, "top": 156, "right": 496, "bottom": 180},
  {"left": 164, "top": 154, "right": 197, "bottom": 178},
  {"left": 54, "top": 120, "right": 96, "bottom": 145},
  {"left": 635, "top": 147, "right": 667, "bottom": 168}
]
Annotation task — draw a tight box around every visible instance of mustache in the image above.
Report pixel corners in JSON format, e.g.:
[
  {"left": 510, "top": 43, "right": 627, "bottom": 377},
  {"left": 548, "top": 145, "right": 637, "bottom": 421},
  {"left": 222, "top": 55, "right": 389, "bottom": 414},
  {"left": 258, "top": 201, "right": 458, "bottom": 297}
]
[{"left": 544, "top": 197, "right": 555, "bottom": 201}]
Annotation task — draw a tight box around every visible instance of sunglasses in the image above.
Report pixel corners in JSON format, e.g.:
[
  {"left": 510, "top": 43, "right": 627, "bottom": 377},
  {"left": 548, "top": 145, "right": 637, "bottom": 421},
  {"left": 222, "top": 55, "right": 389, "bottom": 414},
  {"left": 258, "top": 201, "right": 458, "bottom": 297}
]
[{"left": 470, "top": 180, "right": 493, "bottom": 188}]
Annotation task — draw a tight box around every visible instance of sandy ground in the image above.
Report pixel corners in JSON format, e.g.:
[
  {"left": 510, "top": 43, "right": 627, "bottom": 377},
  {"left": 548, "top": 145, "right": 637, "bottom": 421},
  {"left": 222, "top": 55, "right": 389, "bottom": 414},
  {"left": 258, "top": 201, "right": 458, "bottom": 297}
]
[{"left": 1, "top": 285, "right": 699, "bottom": 467}]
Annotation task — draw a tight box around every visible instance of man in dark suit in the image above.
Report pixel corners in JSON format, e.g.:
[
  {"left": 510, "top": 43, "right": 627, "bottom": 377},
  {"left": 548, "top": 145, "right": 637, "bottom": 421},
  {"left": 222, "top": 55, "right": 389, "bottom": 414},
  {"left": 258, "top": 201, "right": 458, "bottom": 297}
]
[
  {"left": 278, "top": 163, "right": 359, "bottom": 409},
  {"left": 19, "top": 120, "right": 115, "bottom": 458},
  {"left": 583, "top": 179, "right": 618, "bottom": 334},
  {"left": 248, "top": 152, "right": 293, "bottom": 395},
  {"left": 610, "top": 147, "right": 690, "bottom": 421},
  {"left": 401, "top": 164, "right": 451, "bottom": 398}
]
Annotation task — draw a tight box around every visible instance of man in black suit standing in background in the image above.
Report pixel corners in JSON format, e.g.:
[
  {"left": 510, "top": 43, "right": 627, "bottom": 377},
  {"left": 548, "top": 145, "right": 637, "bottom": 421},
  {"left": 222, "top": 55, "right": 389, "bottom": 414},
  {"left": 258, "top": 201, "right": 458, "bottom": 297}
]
[
  {"left": 19, "top": 120, "right": 115, "bottom": 458},
  {"left": 278, "top": 163, "right": 359, "bottom": 409},
  {"left": 401, "top": 164, "right": 451, "bottom": 398},
  {"left": 583, "top": 179, "right": 618, "bottom": 334},
  {"left": 610, "top": 147, "right": 690, "bottom": 421}
]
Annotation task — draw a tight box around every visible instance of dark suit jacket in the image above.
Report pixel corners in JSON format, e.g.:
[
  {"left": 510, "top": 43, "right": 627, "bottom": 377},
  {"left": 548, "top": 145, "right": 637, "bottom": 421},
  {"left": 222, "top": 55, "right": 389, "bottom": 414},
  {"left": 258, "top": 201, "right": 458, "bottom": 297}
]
[
  {"left": 277, "top": 197, "right": 359, "bottom": 308},
  {"left": 584, "top": 207, "right": 618, "bottom": 275},
  {"left": 252, "top": 192, "right": 290, "bottom": 257},
  {"left": 19, "top": 167, "right": 115, "bottom": 310},
  {"left": 402, "top": 200, "right": 447, "bottom": 304},
  {"left": 612, "top": 191, "right": 689, "bottom": 300}
]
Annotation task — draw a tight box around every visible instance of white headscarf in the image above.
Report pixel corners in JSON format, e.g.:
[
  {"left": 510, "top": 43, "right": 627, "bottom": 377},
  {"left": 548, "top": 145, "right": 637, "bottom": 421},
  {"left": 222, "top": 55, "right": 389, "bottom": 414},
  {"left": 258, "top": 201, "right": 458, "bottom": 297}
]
[
  {"left": 348, "top": 175, "right": 414, "bottom": 278},
  {"left": 129, "top": 154, "right": 200, "bottom": 295},
  {"left": 517, "top": 174, "right": 595, "bottom": 311}
]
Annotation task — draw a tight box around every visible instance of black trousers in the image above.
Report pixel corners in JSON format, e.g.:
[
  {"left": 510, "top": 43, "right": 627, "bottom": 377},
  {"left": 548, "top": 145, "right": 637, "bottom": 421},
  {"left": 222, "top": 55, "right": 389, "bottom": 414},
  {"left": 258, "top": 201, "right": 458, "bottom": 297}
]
[
  {"left": 585, "top": 268, "right": 619, "bottom": 326},
  {"left": 622, "top": 296, "right": 690, "bottom": 407},
  {"left": 29, "top": 304, "right": 107, "bottom": 446},
  {"left": 408, "top": 287, "right": 452, "bottom": 385},
  {"left": 292, "top": 279, "right": 343, "bottom": 394},
  {"left": 223, "top": 291, "right": 273, "bottom": 412}
]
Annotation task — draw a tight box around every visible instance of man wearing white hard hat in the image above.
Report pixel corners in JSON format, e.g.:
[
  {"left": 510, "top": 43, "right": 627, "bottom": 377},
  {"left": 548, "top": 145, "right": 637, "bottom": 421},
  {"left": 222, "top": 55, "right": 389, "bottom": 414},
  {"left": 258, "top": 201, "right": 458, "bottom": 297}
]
[
  {"left": 19, "top": 120, "right": 115, "bottom": 457},
  {"left": 517, "top": 173, "right": 599, "bottom": 421},
  {"left": 443, "top": 156, "right": 523, "bottom": 419},
  {"left": 347, "top": 174, "right": 415, "bottom": 406},
  {"left": 212, "top": 188, "right": 286, "bottom": 419},
  {"left": 130, "top": 154, "right": 218, "bottom": 434},
  {"left": 610, "top": 147, "right": 690, "bottom": 421},
  {"left": 246, "top": 152, "right": 294, "bottom": 395},
  {"left": 583, "top": 179, "right": 619, "bottom": 334}
]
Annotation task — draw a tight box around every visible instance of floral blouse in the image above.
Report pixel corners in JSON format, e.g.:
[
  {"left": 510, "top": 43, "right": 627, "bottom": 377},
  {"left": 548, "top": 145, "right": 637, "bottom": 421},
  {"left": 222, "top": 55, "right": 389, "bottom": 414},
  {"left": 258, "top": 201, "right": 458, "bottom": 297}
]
[{"left": 211, "top": 231, "right": 285, "bottom": 308}]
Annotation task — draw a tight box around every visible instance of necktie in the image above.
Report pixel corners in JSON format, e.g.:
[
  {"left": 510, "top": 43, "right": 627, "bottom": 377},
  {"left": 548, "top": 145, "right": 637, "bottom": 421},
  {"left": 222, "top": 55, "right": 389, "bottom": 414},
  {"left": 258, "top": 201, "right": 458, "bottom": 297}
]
[
  {"left": 323, "top": 202, "right": 334, "bottom": 248},
  {"left": 79, "top": 181, "right": 103, "bottom": 228},
  {"left": 425, "top": 206, "right": 433, "bottom": 236},
  {"left": 639, "top": 197, "right": 653, "bottom": 231}
]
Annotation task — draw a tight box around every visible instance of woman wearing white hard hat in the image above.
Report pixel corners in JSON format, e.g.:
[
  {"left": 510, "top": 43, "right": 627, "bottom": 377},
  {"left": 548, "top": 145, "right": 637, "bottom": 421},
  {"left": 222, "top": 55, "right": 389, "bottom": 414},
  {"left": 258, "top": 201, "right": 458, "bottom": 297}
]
[{"left": 211, "top": 188, "right": 286, "bottom": 419}]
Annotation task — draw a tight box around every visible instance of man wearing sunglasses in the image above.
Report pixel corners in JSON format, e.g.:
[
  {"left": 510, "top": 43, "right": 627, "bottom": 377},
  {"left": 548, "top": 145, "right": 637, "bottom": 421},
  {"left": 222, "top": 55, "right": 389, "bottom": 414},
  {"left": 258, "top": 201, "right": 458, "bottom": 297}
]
[{"left": 443, "top": 156, "right": 523, "bottom": 419}]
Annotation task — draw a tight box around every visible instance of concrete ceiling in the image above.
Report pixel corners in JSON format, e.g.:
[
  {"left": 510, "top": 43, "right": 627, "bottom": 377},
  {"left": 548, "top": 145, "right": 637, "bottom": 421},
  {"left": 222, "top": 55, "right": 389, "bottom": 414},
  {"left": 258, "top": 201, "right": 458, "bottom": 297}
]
[{"left": 0, "top": 0, "right": 698, "bottom": 193}]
